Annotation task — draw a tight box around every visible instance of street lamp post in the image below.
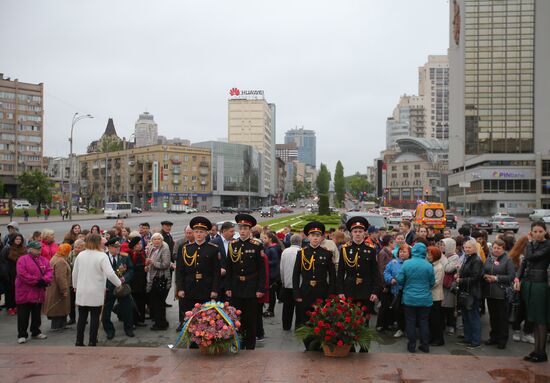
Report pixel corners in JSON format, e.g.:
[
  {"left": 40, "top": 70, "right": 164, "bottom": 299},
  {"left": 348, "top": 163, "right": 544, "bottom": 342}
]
[{"left": 69, "top": 113, "right": 93, "bottom": 221}]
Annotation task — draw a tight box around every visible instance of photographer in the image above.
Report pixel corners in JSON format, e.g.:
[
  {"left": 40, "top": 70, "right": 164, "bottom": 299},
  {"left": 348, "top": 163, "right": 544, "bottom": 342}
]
[{"left": 15, "top": 241, "right": 53, "bottom": 344}]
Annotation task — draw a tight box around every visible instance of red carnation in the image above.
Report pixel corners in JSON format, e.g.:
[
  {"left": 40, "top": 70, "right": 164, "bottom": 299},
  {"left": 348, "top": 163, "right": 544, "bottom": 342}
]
[
  {"left": 322, "top": 308, "right": 328, "bottom": 313},
  {"left": 362, "top": 305, "right": 367, "bottom": 311},
  {"left": 314, "top": 327, "right": 321, "bottom": 334},
  {"left": 345, "top": 317, "right": 351, "bottom": 323},
  {"left": 317, "top": 320, "right": 324, "bottom": 327},
  {"left": 325, "top": 335, "right": 332, "bottom": 342},
  {"left": 337, "top": 309, "right": 343, "bottom": 315},
  {"left": 337, "top": 340, "right": 344, "bottom": 347}
]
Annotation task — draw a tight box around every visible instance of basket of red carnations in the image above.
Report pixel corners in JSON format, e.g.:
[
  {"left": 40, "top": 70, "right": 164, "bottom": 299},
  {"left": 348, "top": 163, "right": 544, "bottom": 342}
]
[
  {"left": 296, "top": 296, "right": 378, "bottom": 357},
  {"left": 172, "top": 301, "right": 241, "bottom": 355}
]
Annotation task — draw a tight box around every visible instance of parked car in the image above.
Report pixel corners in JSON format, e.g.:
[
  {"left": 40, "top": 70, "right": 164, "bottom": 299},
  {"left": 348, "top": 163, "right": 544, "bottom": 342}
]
[
  {"left": 187, "top": 208, "right": 198, "bottom": 214},
  {"left": 260, "top": 207, "right": 273, "bottom": 218},
  {"left": 491, "top": 212, "right": 510, "bottom": 221},
  {"left": 464, "top": 216, "right": 493, "bottom": 234},
  {"left": 131, "top": 206, "right": 142, "bottom": 214},
  {"left": 13, "top": 201, "right": 31, "bottom": 209},
  {"left": 71, "top": 206, "right": 88, "bottom": 214},
  {"left": 446, "top": 213, "right": 458, "bottom": 229},
  {"left": 237, "top": 208, "right": 253, "bottom": 214},
  {"left": 341, "top": 212, "right": 387, "bottom": 229},
  {"left": 491, "top": 216, "right": 520, "bottom": 233},
  {"left": 386, "top": 210, "right": 403, "bottom": 227},
  {"left": 529, "top": 209, "right": 550, "bottom": 221},
  {"left": 543, "top": 216, "right": 550, "bottom": 224},
  {"left": 279, "top": 207, "right": 294, "bottom": 213}
]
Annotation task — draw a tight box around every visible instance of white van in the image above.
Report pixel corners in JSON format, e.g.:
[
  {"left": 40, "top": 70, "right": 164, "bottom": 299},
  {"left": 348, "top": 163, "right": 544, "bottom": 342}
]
[
  {"left": 529, "top": 209, "right": 550, "bottom": 221},
  {"left": 104, "top": 202, "right": 132, "bottom": 218},
  {"left": 13, "top": 200, "right": 31, "bottom": 209}
]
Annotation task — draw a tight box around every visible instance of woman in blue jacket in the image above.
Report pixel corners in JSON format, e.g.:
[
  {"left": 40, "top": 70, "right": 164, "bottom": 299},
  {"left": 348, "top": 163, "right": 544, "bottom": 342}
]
[
  {"left": 384, "top": 244, "right": 411, "bottom": 338},
  {"left": 397, "top": 241, "right": 435, "bottom": 353}
]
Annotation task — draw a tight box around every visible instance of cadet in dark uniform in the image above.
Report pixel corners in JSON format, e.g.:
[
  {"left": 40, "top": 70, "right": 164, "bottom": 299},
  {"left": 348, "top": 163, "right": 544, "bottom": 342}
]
[
  {"left": 225, "top": 214, "right": 266, "bottom": 350},
  {"left": 175, "top": 217, "right": 221, "bottom": 335},
  {"left": 338, "top": 216, "right": 381, "bottom": 331},
  {"left": 102, "top": 237, "right": 135, "bottom": 339},
  {"left": 293, "top": 221, "right": 337, "bottom": 350}
]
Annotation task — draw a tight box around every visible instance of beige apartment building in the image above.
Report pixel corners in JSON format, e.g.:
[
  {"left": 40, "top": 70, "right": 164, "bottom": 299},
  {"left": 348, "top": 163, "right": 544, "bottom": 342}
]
[
  {"left": 78, "top": 144, "right": 212, "bottom": 211},
  {"left": 418, "top": 55, "right": 449, "bottom": 140},
  {"left": 0, "top": 74, "right": 44, "bottom": 196},
  {"left": 228, "top": 97, "right": 275, "bottom": 197}
]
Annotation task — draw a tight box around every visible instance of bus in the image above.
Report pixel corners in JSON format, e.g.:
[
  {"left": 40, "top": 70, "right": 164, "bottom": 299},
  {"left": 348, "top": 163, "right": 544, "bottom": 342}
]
[{"left": 104, "top": 202, "right": 132, "bottom": 219}]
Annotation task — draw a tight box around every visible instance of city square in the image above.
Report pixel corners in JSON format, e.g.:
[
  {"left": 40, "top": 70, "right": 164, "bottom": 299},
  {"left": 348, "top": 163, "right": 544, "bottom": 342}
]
[{"left": 2, "top": 0, "right": 550, "bottom": 382}]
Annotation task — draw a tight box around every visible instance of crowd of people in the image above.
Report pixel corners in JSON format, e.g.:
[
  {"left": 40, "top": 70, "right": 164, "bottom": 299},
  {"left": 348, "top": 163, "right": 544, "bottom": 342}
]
[{"left": 0, "top": 214, "right": 548, "bottom": 363}]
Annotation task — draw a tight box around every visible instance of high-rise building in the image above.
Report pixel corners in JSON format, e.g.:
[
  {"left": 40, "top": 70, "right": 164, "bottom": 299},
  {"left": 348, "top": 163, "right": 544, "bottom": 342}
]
[
  {"left": 418, "top": 55, "right": 450, "bottom": 140},
  {"left": 275, "top": 143, "right": 298, "bottom": 163},
  {"left": 134, "top": 112, "right": 158, "bottom": 147},
  {"left": 284, "top": 127, "right": 316, "bottom": 168},
  {"left": 448, "top": 0, "right": 550, "bottom": 215},
  {"left": 0, "top": 74, "right": 44, "bottom": 195},
  {"left": 385, "top": 95, "right": 425, "bottom": 149},
  {"left": 228, "top": 93, "right": 275, "bottom": 196},
  {"left": 193, "top": 140, "right": 264, "bottom": 208}
]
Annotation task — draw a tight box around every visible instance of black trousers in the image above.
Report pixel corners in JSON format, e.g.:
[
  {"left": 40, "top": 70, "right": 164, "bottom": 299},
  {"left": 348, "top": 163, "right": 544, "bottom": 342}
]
[
  {"left": 132, "top": 292, "right": 147, "bottom": 323},
  {"left": 376, "top": 290, "right": 394, "bottom": 330},
  {"left": 429, "top": 301, "right": 445, "bottom": 344},
  {"left": 76, "top": 305, "right": 101, "bottom": 346},
  {"left": 17, "top": 303, "right": 42, "bottom": 338},
  {"left": 149, "top": 288, "right": 169, "bottom": 328},
  {"left": 268, "top": 280, "right": 281, "bottom": 313},
  {"left": 404, "top": 305, "right": 431, "bottom": 351},
  {"left": 6, "top": 280, "right": 16, "bottom": 309},
  {"left": 256, "top": 303, "right": 265, "bottom": 338},
  {"left": 281, "top": 288, "right": 297, "bottom": 331},
  {"left": 102, "top": 290, "right": 133, "bottom": 335},
  {"left": 69, "top": 289, "right": 76, "bottom": 322},
  {"left": 231, "top": 297, "right": 258, "bottom": 350},
  {"left": 442, "top": 306, "right": 456, "bottom": 329},
  {"left": 487, "top": 298, "right": 509, "bottom": 346}
]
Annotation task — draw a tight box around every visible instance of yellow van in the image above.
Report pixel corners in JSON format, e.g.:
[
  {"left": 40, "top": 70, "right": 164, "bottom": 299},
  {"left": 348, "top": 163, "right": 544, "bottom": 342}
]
[{"left": 414, "top": 202, "right": 446, "bottom": 231}]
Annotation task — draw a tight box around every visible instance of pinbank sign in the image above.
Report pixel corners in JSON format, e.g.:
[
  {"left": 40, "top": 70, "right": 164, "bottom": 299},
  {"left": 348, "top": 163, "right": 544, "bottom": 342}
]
[{"left": 229, "top": 88, "right": 264, "bottom": 98}]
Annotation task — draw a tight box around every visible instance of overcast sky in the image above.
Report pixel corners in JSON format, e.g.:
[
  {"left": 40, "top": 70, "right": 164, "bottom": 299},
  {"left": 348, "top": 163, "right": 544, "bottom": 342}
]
[{"left": 1, "top": 0, "right": 449, "bottom": 175}]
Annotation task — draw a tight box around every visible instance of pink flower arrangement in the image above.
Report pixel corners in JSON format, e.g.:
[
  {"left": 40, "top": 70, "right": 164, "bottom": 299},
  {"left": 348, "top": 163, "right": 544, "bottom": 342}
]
[{"left": 178, "top": 301, "right": 241, "bottom": 354}]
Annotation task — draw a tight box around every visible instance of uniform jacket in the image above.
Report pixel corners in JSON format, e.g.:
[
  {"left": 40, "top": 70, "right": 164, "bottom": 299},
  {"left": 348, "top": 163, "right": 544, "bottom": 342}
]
[
  {"left": 225, "top": 237, "right": 266, "bottom": 298},
  {"left": 293, "top": 245, "right": 336, "bottom": 302},
  {"left": 176, "top": 241, "right": 220, "bottom": 301},
  {"left": 15, "top": 253, "right": 53, "bottom": 304},
  {"left": 106, "top": 251, "right": 134, "bottom": 290},
  {"left": 338, "top": 241, "right": 381, "bottom": 300},
  {"left": 44, "top": 255, "right": 71, "bottom": 317},
  {"left": 397, "top": 243, "right": 435, "bottom": 307}
]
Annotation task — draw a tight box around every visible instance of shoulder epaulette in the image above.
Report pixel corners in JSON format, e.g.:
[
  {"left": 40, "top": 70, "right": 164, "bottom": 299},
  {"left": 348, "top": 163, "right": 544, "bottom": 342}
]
[
  {"left": 250, "top": 238, "right": 262, "bottom": 246},
  {"left": 231, "top": 239, "right": 238, "bottom": 244},
  {"left": 366, "top": 242, "right": 376, "bottom": 249}
]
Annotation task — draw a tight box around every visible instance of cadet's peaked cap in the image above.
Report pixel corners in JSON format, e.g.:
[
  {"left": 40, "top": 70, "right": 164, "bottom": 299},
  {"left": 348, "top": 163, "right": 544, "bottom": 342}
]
[
  {"left": 235, "top": 213, "right": 256, "bottom": 228},
  {"left": 190, "top": 216, "right": 212, "bottom": 231},
  {"left": 346, "top": 216, "right": 370, "bottom": 232},
  {"left": 106, "top": 237, "right": 122, "bottom": 247},
  {"left": 303, "top": 221, "right": 325, "bottom": 236}
]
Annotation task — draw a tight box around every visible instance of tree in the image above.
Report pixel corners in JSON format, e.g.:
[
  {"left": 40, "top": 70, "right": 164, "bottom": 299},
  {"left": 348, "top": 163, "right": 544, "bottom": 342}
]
[
  {"left": 0, "top": 178, "right": 4, "bottom": 197},
  {"left": 334, "top": 161, "right": 345, "bottom": 208},
  {"left": 99, "top": 136, "right": 123, "bottom": 153},
  {"left": 316, "top": 163, "right": 331, "bottom": 215},
  {"left": 345, "top": 173, "right": 374, "bottom": 198},
  {"left": 288, "top": 179, "right": 312, "bottom": 202},
  {"left": 17, "top": 170, "right": 52, "bottom": 209}
]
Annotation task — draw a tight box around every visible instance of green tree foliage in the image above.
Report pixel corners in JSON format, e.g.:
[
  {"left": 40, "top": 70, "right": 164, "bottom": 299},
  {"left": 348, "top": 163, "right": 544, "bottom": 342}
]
[
  {"left": 99, "top": 136, "right": 123, "bottom": 153},
  {"left": 17, "top": 170, "right": 52, "bottom": 208},
  {"left": 334, "top": 161, "right": 345, "bottom": 207},
  {"left": 345, "top": 173, "right": 374, "bottom": 198},
  {"left": 0, "top": 178, "right": 4, "bottom": 197},
  {"left": 288, "top": 179, "right": 312, "bottom": 202},
  {"left": 316, "top": 163, "right": 331, "bottom": 215}
]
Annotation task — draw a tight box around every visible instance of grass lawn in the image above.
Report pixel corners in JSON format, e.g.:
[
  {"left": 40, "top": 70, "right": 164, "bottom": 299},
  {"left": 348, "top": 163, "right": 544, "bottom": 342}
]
[{"left": 259, "top": 212, "right": 342, "bottom": 232}]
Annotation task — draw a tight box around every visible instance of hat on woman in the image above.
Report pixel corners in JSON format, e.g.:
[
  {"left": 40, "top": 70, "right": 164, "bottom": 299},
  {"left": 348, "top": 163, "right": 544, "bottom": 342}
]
[
  {"left": 128, "top": 236, "right": 141, "bottom": 249},
  {"left": 27, "top": 241, "right": 42, "bottom": 250},
  {"left": 56, "top": 243, "right": 72, "bottom": 257}
]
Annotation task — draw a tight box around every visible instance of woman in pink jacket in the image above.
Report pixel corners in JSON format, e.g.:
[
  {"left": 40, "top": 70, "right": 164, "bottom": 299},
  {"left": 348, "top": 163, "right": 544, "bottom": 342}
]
[
  {"left": 40, "top": 229, "right": 58, "bottom": 261},
  {"left": 16, "top": 241, "right": 53, "bottom": 344}
]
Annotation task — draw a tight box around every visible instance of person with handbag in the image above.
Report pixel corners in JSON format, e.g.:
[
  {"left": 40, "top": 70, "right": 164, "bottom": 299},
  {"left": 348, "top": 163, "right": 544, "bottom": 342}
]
[
  {"left": 147, "top": 232, "right": 172, "bottom": 331},
  {"left": 102, "top": 237, "right": 134, "bottom": 339},
  {"left": 515, "top": 221, "right": 550, "bottom": 363},
  {"left": 441, "top": 238, "right": 460, "bottom": 335},
  {"left": 456, "top": 239, "right": 483, "bottom": 349},
  {"left": 15, "top": 241, "right": 53, "bottom": 344},
  {"left": 397, "top": 241, "right": 435, "bottom": 353},
  {"left": 384, "top": 243, "right": 411, "bottom": 338},
  {"left": 482, "top": 239, "right": 515, "bottom": 349}
]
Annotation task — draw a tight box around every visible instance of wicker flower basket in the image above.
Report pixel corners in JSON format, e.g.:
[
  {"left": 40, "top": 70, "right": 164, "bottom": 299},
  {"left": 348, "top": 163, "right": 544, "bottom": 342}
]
[
  {"left": 199, "top": 344, "right": 227, "bottom": 356},
  {"left": 322, "top": 343, "right": 351, "bottom": 357}
]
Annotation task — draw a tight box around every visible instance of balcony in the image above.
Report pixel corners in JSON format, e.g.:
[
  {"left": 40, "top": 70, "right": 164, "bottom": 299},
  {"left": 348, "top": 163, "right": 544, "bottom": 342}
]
[
  {"left": 172, "top": 179, "right": 180, "bottom": 184},
  {"left": 199, "top": 161, "right": 209, "bottom": 168},
  {"left": 199, "top": 168, "right": 209, "bottom": 176},
  {"left": 200, "top": 180, "right": 207, "bottom": 186},
  {"left": 172, "top": 167, "right": 181, "bottom": 174},
  {"left": 171, "top": 156, "right": 182, "bottom": 164}
]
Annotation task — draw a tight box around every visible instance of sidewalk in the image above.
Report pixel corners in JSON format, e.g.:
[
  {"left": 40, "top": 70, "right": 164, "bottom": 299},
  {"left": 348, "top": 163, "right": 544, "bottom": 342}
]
[
  {"left": 1, "top": 346, "right": 548, "bottom": 383},
  {"left": 0, "top": 212, "right": 155, "bottom": 226}
]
